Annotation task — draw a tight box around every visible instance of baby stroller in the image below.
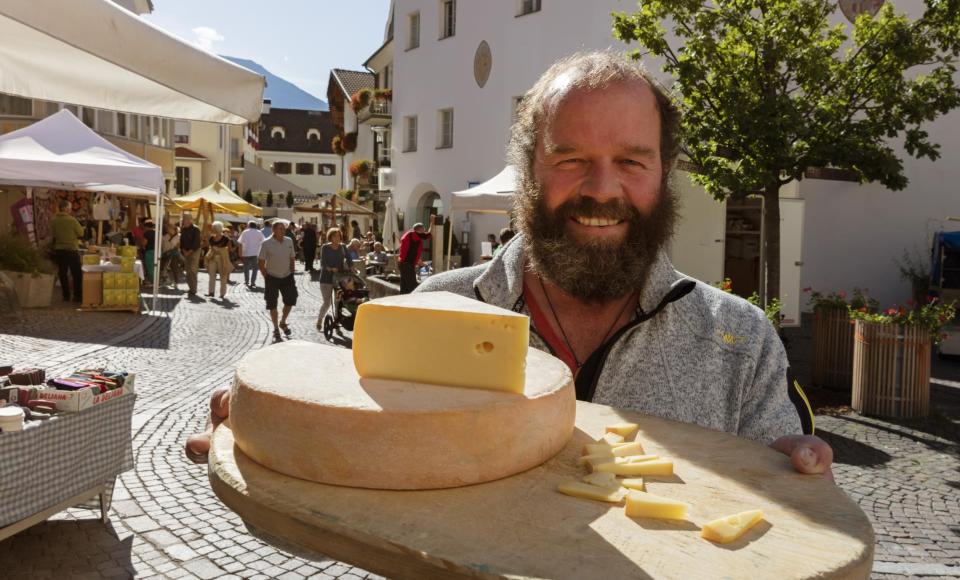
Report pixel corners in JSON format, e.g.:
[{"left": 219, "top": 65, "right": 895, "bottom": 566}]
[{"left": 322, "top": 273, "right": 369, "bottom": 341}]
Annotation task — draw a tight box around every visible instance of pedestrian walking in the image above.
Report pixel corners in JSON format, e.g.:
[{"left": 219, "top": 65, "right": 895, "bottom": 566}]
[
  {"left": 179, "top": 214, "right": 202, "bottom": 296},
  {"left": 142, "top": 220, "right": 157, "bottom": 284},
  {"left": 237, "top": 221, "right": 265, "bottom": 288},
  {"left": 316, "top": 227, "right": 348, "bottom": 329},
  {"left": 398, "top": 216, "right": 435, "bottom": 293},
  {"left": 301, "top": 223, "right": 318, "bottom": 272},
  {"left": 259, "top": 221, "right": 298, "bottom": 341},
  {"left": 159, "top": 223, "right": 181, "bottom": 288},
  {"left": 50, "top": 199, "right": 84, "bottom": 302},
  {"left": 205, "top": 222, "right": 232, "bottom": 299}
]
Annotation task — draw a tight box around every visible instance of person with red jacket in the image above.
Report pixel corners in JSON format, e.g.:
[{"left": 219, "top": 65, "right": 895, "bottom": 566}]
[{"left": 398, "top": 215, "right": 435, "bottom": 293}]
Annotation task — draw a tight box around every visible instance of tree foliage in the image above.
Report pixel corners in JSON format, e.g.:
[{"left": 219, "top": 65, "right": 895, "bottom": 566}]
[{"left": 613, "top": 0, "right": 960, "bottom": 302}]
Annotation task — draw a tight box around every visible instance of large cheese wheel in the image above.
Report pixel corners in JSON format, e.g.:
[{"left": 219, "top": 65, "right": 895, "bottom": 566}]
[{"left": 229, "top": 340, "right": 575, "bottom": 490}]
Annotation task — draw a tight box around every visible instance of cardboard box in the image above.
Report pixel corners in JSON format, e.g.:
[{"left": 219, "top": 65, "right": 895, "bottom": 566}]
[
  {"left": 125, "top": 289, "right": 139, "bottom": 306},
  {"left": 119, "top": 257, "right": 134, "bottom": 273},
  {"left": 33, "top": 374, "right": 136, "bottom": 413},
  {"left": 103, "top": 271, "right": 117, "bottom": 290},
  {"left": 123, "top": 273, "right": 139, "bottom": 289},
  {"left": 81, "top": 272, "right": 102, "bottom": 307}
]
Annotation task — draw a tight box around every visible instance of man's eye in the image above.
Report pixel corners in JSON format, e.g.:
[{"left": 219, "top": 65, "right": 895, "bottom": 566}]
[
  {"left": 619, "top": 159, "right": 645, "bottom": 167},
  {"left": 558, "top": 158, "right": 585, "bottom": 165}
]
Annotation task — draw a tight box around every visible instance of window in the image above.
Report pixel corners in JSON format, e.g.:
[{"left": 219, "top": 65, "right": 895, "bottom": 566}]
[
  {"left": 174, "top": 120, "right": 191, "bottom": 144},
  {"left": 306, "top": 128, "right": 322, "bottom": 141},
  {"left": 274, "top": 162, "right": 292, "bottom": 175},
  {"left": 518, "top": 0, "right": 541, "bottom": 15},
  {"left": 382, "top": 65, "right": 392, "bottom": 90},
  {"left": 175, "top": 166, "right": 190, "bottom": 195},
  {"left": 318, "top": 163, "right": 336, "bottom": 176},
  {"left": 129, "top": 114, "right": 140, "bottom": 140},
  {"left": 82, "top": 107, "right": 96, "bottom": 129},
  {"left": 0, "top": 94, "right": 33, "bottom": 116},
  {"left": 440, "top": 0, "right": 456, "bottom": 39},
  {"left": 511, "top": 96, "right": 524, "bottom": 125},
  {"left": 296, "top": 162, "right": 314, "bottom": 175},
  {"left": 97, "top": 109, "right": 115, "bottom": 135},
  {"left": 404, "top": 115, "right": 418, "bottom": 152},
  {"left": 437, "top": 109, "right": 453, "bottom": 149},
  {"left": 407, "top": 12, "right": 420, "bottom": 49},
  {"left": 117, "top": 113, "right": 127, "bottom": 137},
  {"left": 218, "top": 125, "right": 225, "bottom": 149},
  {"left": 271, "top": 126, "right": 286, "bottom": 140},
  {"left": 40, "top": 101, "right": 60, "bottom": 118}
]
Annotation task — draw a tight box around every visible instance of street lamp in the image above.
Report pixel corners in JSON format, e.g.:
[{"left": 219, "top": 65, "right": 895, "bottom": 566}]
[{"left": 370, "top": 125, "right": 387, "bottom": 144}]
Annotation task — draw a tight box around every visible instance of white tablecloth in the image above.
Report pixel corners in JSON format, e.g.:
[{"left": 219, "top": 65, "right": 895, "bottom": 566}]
[{"left": 81, "top": 260, "right": 145, "bottom": 281}]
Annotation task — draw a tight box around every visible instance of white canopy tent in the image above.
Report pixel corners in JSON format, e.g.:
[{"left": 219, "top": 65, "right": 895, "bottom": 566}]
[
  {"left": 0, "top": 0, "right": 265, "bottom": 124},
  {"left": 0, "top": 110, "right": 165, "bottom": 308},
  {"left": 448, "top": 165, "right": 516, "bottom": 268}
]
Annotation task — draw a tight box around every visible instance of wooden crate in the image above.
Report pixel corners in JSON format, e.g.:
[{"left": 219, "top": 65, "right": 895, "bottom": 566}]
[
  {"left": 852, "top": 320, "right": 931, "bottom": 419},
  {"left": 812, "top": 306, "right": 855, "bottom": 390}
]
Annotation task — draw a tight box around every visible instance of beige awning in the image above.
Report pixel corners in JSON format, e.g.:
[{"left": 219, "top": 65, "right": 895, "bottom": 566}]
[{"left": 0, "top": 0, "right": 265, "bottom": 124}]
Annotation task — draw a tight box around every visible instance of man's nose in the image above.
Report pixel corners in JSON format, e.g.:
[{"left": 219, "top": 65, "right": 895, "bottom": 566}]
[{"left": 580, "top": 161, "right": 622, "bottom": 202}]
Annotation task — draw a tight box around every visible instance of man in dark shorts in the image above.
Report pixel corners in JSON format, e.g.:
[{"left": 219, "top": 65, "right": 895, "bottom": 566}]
[{"left": 258, "top": 221, "right": 297, "bottom": 341}]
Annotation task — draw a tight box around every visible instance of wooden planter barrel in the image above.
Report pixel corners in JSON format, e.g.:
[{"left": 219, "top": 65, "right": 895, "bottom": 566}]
[
  {"left": 851, "top": 320, "right": 931, "bottom": 419},
  {"left": 812, "top": 306, "right": 855, "bottom": 390}
]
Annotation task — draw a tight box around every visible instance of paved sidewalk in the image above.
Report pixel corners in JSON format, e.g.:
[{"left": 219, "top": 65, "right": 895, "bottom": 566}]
[{"left": 0, "top": 276, "right": 957, "bottom": 578}]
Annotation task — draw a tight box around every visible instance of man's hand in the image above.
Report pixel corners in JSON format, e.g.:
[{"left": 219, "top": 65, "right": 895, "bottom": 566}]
[
  {"left": 184, "top": 388, "right": 231, "bottom": 464},
  {"left": 769, "top": 434, "right": 834, "bottom": 481}
]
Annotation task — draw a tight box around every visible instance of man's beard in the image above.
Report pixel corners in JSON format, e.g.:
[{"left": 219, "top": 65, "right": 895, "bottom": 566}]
[{"left": 516, "top": 177, "right": 679, "bottom": 303}]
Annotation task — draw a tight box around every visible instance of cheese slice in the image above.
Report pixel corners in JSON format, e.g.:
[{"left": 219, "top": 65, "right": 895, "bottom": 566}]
[
  {"left": 621, "top": 477, "right": 645, "bottom": 491},
  {"left": 600, "top": 432, "right": 625, "bottom": 445},
  {"left": 353, "top": 291, "right": 529, "bottom": 393},
  {"left": 582, "top": 471, "right": 621, "bottom": 489},
  {"left": 582, "top": 442, "right": 632, "bottom": 455},
  {"left": 558, "top": 480, "right": 627, "bottom": 503},
  {"left": 605, "top": 422, "right": 639, "bottom": 438},
  {"left": 593, "top": 458, "right": 672, "bottom": 476},
  {"left": 625, "top": 491, "right": 690, "bottom": 520},
  {"left": 701, "top": 510, "right": 765, "bottom": 544}
]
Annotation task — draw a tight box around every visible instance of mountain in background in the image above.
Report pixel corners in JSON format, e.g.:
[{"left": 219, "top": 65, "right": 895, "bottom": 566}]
[{"left": 223, "top": 56, "right": 327, "bottom": 111}]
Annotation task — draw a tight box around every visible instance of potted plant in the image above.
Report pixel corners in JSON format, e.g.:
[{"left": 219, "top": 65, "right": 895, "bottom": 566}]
[
  {"left": 342, "top": 132, "right": 358, "bottom": 153},
  {"left": 0, "top": 234, "right": 56, "bottom": 308},
  {"left": 350, "top": 88, "right": 373, "bottom": 114},
  {"left": 374, "top": 88, "right": 393, "bottom": 102},
  {"left": 849, "top": 298, "right": 955, "bottom": 419},
  {"left": 805, "top": 288, "right": 878, "bottom": 390}
]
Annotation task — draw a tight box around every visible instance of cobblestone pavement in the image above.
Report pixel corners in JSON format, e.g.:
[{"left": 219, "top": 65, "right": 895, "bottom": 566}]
[{"left": 0, "top": 279, "right": 957, "bottom": 578}]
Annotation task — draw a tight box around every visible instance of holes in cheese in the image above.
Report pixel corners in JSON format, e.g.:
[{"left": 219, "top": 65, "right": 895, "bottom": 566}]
[
  {"left": 582, "top": 472, "right": 621, "bottom": 490},
  {"left": 701, "top": 510, "right": 765, "bottom": 544},
  {"left": 592, "top": 458, "right": 672, "bottom": 476},
  {"left": 620, "top": 477, "right": 645, "bottom": 491},
  {"left": 352, "top": 291, "right": 529, "bottom": 393},
  {"left": 625, "top": 491, "right": 690, "bottom": 520},
  {"left": 558, "top": 480, "right": 627, "bottom": 503},
  {"left": 600, "top": 432, "right": 625, "bottom": 445},
  {"left": 605, "top": 422, "right": 639, "bottom": 438}
]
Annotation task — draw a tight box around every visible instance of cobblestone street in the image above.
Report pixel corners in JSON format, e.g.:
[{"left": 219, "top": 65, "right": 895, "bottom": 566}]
[{"left": 0, "top": 273, "right": 958, "bottom": 579}]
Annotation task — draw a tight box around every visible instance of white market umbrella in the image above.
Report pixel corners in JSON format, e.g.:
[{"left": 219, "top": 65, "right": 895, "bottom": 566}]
[
  {"left": 0, "top": 0, "right": 264, "bottom": 124},
  {"left": 382, "top": 196, "right": 400, "bottom": 252}
]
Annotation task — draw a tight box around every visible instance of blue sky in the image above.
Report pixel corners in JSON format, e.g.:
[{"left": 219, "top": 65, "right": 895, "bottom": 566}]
[{"left": 143, "top": 0, "right": 392, "bottom": 100}]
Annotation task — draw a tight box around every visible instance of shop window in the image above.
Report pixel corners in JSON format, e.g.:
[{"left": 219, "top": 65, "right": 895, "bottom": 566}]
[
  {"left": 296, "top": 162, "right": 314, "bottom": 175},
  {"left": 175, "top": 166, "right": 190, "bottom": 195},
  {"left": 274, "top": 162, "right": 292, "bottom": 174},
  {"left": 0, "top": 94, "right": 33, "bottom": 116},
  {"left": 318, "top": 163, "right": 336, "bottom": 176}
]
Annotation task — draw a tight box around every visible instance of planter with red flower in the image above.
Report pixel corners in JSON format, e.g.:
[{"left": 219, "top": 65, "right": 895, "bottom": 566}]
[
  {"left": 807, "top": 288, "right": 878, "bottom": 391},
  {"left": 849, "top": 298, "right": 955, "bottom": 419}
]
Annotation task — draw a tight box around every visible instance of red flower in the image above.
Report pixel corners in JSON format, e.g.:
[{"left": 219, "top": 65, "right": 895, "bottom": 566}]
[
  {"left": 803, "top": 286, "right": 812, "bottom": 293},
  {"left": 885, "top": 308, "right": 898, "bottom": 316},
  {"left": 858, "top": 307, "right": 868, "bottom": 313},
  {"left": 838, "top": 290, "right": 847, "bottom": 299}
]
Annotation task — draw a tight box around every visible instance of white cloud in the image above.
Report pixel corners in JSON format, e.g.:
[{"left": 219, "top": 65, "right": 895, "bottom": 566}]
[{"left": 191, "top": 26, "right": 224, "bottom": 51}]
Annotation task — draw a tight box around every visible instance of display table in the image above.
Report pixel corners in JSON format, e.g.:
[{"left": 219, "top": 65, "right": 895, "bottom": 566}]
[
  {"left": 79, "top": 261, "right": 144, "bottom": 313},
  {"left": 0, "top": 393, "right": 135, "bottom": 539},
  {"left": 210, "top": 400, "right": 874, "bottom": 579}
]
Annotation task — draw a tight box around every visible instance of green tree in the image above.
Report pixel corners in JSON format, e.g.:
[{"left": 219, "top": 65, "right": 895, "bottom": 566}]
[
  {"left": 286, "top": 191, "right": 295, "bottom": 208},
  {"left": 614, "top": 0, "right": 960, "bottom": 304},
  {"left": 266, "top": 189, "right": 274, "bottom": 208},
  {"left": 243, "top": 188, "right": 253, "bottom": 204}
]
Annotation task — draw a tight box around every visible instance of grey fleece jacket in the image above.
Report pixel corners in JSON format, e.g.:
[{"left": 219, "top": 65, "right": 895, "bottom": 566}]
[{"left": 417, "top": 234, "right": 801, "bottom": 445}]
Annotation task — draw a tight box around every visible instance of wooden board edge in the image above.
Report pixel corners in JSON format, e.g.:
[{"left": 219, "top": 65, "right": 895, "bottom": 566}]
[{"left": 208, "top": 438, "right": 502, "bottom": 580}]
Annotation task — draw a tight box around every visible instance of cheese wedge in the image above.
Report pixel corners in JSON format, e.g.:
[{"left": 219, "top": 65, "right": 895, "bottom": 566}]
[
  {"left": 600, "top": 432, "right": 625, "bottom": 445},
  {"left": 582, "top": 472, "right": 621, "bottom": 489},
  {"left": 593, "top": 458, "right": 673, "bottom": 476},
  {"left": 605, "top": 422, "right": 639, "bottom": 438},
  {"left": 623, "top": 454, "right": 659, "bottom": 463},
  {"left": 582, "top": 442, "right": 632, "bottom": 455},
  {"left": 621, "top": 477, "right": 645, "bottom": 491},
  {"left": 625, "top": 491, "right": 690, "bottom": 520},
  {"left": 353, "top": 292, "right": 529, "bottom": 393},
  {"left": 558, "top": 481, "right": 627, "bottom": 503},
  {"left": 578, "top": 453, "right": 618, "bottom": 466},
  {"left": 701, "top": 510, "right": 765, "bottom": 544}
]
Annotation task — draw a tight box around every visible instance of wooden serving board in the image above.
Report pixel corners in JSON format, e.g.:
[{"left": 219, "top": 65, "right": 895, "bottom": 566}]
[{"left": 209, "top": 401, "right": 874, "bottom": 579}]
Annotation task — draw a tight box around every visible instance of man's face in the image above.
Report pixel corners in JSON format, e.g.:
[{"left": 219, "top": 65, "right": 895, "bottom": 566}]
[
  {"left": 272, "top": 224, "right": 286, "bottom": 238},
  {"left": 519, "top": 80, "right": 678, "bottom": 302}
]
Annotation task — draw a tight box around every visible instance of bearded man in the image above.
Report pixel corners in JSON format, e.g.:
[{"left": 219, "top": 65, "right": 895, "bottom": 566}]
[{"left": 186, "top": 52, "right": 832, "bottom": 479}]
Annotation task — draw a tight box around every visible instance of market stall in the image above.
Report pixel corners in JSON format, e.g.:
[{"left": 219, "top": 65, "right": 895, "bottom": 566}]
[
  {"left": 0, "top": 110, "right": 165, "bottom": 310},
  {"left": 171, "top": 181, "right": 262, "bottom": 231},
  {"left": 448, "top": 165, "right": 515, "bottom": 268}
]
